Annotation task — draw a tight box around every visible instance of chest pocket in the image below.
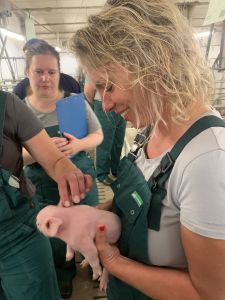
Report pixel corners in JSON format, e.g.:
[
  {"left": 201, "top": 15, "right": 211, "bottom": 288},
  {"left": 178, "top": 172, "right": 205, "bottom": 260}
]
[
  {"left": 0, "top": 169, "right": 27, "bottom": 221},
  {"left": 111, "top": 157, "right": 151, "bottom": 263}
]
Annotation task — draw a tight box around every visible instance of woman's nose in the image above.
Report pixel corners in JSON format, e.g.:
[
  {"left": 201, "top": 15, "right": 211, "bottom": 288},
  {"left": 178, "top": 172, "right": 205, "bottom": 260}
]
[
  {"left": 102, "top": 94, "right": 115, "bottom": 113},
  {"left": 41, "top": 73, "right": 50, "bottom": 81}
]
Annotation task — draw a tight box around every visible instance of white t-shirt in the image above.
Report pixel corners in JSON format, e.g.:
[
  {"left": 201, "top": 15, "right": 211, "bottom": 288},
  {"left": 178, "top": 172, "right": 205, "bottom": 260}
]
[{"left": 135, "top": 113, "right": 225, "bottom": 268}]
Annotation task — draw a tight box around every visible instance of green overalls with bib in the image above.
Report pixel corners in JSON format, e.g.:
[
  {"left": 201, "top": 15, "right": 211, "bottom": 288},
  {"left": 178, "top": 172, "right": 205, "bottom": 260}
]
[
  {"left": 0, "top": 91, "right": 61, "bottom": 300},
  {"left": 94, "top": 100, "right": 126, "bottom": 179},
  {"left": 109, "top": 115, "right": 225, "bottom": 300},
  {"left": 24, "top": 94, "right": 99, "bottom": 284}
]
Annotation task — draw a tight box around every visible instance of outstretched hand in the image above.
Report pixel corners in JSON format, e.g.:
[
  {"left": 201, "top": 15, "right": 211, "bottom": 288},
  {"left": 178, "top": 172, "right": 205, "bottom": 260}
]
[
  {"left": 58, "top": 170, "right": 93, "bottom": 207},
  {"left": 95, "top": 224, "right": 120, "bottom": 270}
]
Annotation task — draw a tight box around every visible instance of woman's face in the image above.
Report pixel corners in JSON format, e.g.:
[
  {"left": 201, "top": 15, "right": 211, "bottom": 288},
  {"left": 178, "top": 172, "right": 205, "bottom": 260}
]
[
  {"left": 27, "top": 54, "right": 60, "bottom": 98},
  {"left": 88, "top": 67, "right": 145, "bottom": 128}
]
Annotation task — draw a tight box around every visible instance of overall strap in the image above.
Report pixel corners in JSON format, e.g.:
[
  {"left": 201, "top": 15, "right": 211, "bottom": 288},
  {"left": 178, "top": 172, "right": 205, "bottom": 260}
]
[
  {"left": 127, "top": 127, "right": 151, "bottom": 162},
  {"left": 148, "top": 115, "right": 225, "bottom": 231},
  {"left": 0, "top": 91, "right": 7, "bottom": 154}
]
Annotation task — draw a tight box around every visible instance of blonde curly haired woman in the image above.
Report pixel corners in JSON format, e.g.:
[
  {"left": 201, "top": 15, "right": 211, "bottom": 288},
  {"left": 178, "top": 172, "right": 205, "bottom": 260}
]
[{"left": 70, "top": 0, "right": 225, "bottom": 299}]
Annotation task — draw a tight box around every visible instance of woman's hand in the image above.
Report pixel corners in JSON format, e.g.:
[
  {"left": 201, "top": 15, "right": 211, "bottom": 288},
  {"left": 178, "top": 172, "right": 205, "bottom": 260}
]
[
  {"left": 51, "top": 136, "right": 69, "bottom": 153},
  {"left": 95, "top": 224, "right": 120, "bottom": 270},
  {"left": 51, "top": 134, "right": 82, "bottom": 157},
  {"left": 59, "top": 132, "right": 82, "bottom": 157},
  {"left": 57, "top": 168, "right": 93, "bottom": 207}
]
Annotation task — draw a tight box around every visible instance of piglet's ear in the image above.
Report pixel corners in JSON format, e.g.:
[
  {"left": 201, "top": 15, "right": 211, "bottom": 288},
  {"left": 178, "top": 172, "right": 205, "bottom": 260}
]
[{"left": 44, "top": 217, "right": 62, "bottom": 237}]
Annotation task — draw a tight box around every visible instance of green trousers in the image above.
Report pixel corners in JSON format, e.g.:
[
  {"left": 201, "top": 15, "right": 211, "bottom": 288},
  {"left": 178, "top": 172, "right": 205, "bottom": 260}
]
[{"left": 0, "top": 209, "right": 61, "bottom": 300}]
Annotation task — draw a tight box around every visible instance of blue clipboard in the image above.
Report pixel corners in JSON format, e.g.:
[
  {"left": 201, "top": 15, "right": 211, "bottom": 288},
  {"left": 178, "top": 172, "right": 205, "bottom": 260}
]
[{"left": 56, "top": 93, "right": 88, "bottom": 139}]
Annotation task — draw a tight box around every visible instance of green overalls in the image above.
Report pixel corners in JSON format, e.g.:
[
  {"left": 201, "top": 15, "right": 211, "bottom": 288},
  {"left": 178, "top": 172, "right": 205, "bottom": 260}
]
[
  {"left": 94, "top": 100, "right": 126, "bottom": 179},
  {"left": 24, "top": 124, "right": 98, "bottom": 283},
  {"left": 0, "top": 91, "right": 61, "bottom": 300},
  {"left": 109, "top": 116, "right": 225, "bottom": 300}
]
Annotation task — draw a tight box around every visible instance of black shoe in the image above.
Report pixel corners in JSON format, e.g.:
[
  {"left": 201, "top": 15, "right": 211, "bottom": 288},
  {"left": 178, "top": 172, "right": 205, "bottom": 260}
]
[
  {"left": 58, "top": 280, "right": 73, "bottom": 299},
  {"left": 98, "top": 175, "right": 114, "bottom": 186}
]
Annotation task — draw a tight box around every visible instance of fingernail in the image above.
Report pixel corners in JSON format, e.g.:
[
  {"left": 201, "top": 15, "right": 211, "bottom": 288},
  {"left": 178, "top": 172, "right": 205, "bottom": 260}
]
[
  {"left": 73, "top": 196, "right": 80, "bottom": 203},
  {"left": 81, "top": 193, "right": 85, "bottom": 199},
  {"left": 64, "top": 201, "right": 71, "bottom": 207},
  {"left": 99, "top": 224, "right": 105, "bottom": 232}
]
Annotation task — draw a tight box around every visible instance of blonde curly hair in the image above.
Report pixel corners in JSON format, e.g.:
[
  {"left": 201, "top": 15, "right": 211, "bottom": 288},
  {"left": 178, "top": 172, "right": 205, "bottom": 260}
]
[{"left": 70, "top": 0, "right": 214, "bottom": 128}]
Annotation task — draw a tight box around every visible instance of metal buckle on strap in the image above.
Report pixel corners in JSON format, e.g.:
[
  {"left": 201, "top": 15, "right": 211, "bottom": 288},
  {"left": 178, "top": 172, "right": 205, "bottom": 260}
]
[
  {"left": 152, "top": 153, "right": 174, "bottom": 179},
  {"left": 128, "top": 151, "right": 138, "bottom": 160},
  {"left": 161, "top": 153, "right": 174, "bottom": 174},
  {"left": 151, "top": 153, "right": 174, "bottom": 192}
]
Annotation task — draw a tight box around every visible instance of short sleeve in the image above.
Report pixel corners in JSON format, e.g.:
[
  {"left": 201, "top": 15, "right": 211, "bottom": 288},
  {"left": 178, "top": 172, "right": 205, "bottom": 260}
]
[
  {"left": 7, "top": 93, "right": 44, "bottom": 142},
  {"left": 85, "top": 101, "right": 101, "bottom": 133},
  {"left": 179, "top": 149, "right": 225, "bottom": 239}
]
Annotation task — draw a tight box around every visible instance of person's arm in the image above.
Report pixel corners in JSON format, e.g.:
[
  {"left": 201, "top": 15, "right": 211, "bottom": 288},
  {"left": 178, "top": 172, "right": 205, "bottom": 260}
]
[
  {"left": 23, "top": 129, "right": 93, "bottom": 206},
  {"left": 84, "top": 81, "right": 96, "bottom": 104},
  {"left": 96, "top": 224, "right": 225, "bottom": 300},
  {"left": 23, "top": 136, "right": 69, "bottom": 166},
  {"left": 23, "top": 147, "right": 35, "bottom": 165}
]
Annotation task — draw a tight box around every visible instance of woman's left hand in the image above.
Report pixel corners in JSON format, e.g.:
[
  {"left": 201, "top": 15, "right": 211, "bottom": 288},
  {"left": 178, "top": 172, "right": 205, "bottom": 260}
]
[
  {"left": 60, "top": 132, "right": 82, "bottom": 157},
  {"left": 95, "top": 224, "right": 120, "bottom": 270}
]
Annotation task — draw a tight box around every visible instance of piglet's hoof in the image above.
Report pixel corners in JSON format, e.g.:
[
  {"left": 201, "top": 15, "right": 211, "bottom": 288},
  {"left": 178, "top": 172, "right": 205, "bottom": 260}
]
[
  {"left": 80, "top": 258, "right": 89, "bottom": 268},
  {"left": 66, "top": 253, "right": 74, "bottom": 261},
  {"left": 92, "top": 266, "right": 102, "bottom": 280}
]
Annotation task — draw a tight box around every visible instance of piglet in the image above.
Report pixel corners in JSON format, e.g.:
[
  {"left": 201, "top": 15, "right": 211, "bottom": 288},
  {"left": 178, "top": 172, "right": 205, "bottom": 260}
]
[{"left": 36, "top": 204, "right": 121, "bottom": 290}]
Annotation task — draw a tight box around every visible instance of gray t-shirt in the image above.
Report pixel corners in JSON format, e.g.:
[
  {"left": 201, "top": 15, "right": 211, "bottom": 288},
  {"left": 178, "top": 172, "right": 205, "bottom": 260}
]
[
  {"left": 1, "top": 93, "right": 43, "bottom": 176},
  {"left": 135, "top": 112, "right": 225, "bottom": 269},
  {"left": 25, "top": 95, "right": 101, "bottom": 133}
]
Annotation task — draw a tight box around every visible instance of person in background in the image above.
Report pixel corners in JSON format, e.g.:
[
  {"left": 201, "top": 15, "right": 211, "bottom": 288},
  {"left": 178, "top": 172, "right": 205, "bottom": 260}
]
[
  {"left": 13, "top": 39, "right": 81, "bottom": 100},
  {"left": 74, "top": 63, "right": 85, "bottom": 92},
  {"left": 0, "top": 90, "right": 92, "bottom": 300},
  {"left": 85, "top": 80, "right": 126, "bottom": 186},
  {"left": 71, "top": 0, "right": 225, "bottom": 299},
  {"left": 21, "top": 39, "right": 103, "bottom": 299}
]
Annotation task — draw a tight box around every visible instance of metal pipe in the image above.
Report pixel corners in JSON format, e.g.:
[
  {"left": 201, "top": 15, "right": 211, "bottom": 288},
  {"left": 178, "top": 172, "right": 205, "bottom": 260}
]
[{"left": 12, "top": 6, "right": 103, "bottom": 12}]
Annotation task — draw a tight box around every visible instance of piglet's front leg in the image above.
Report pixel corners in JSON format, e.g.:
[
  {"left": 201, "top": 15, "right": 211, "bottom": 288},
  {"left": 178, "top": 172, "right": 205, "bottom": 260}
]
[
  {"left": 66, "top": 244, "right": 74, "bottom": 261},
  {"left": 79, "top": 237, "right": 102, "bottom": 280}
]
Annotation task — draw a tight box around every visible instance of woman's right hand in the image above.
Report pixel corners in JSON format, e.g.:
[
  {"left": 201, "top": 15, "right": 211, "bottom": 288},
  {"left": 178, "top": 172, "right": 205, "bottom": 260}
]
[
  {"left": 95, "top": 224, "right": 120, "bottom": 270},
  {"left": 51, "top": 137, "right": 69, "bottom": 154},
  {"left": 57, "top": 169, "right": 93, "bottom": 207}
]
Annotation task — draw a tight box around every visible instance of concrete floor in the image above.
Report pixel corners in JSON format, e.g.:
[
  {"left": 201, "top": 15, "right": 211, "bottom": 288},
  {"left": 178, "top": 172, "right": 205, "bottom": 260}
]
[{"left": 68, "top": 256, "right": 107, "bottom": 300}]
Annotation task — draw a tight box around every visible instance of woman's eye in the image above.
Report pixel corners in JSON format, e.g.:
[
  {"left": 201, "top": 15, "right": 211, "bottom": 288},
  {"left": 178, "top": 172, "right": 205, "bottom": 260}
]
[
  {"left": 35, "top": 70, "right": 43, "bottom": 75},
  {"left": 105, "top": 84, "right": 113, "bottom": 92}
]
